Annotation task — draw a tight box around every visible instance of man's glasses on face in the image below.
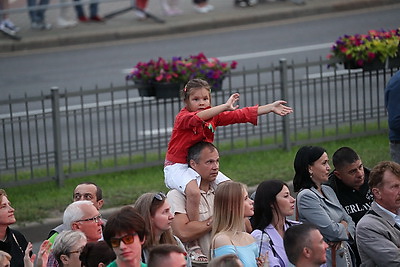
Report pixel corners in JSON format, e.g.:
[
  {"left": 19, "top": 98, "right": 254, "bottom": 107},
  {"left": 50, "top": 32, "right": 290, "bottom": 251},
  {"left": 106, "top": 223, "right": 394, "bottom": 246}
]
[
  {"left": 110, "top": 233, "right": 138, "bottom": 248},
  {"left": 76, "top": 214, "right": 102, "bottom": 224},
  {"left": 73, "top": 193, "right": 95, "bottom": 201}
]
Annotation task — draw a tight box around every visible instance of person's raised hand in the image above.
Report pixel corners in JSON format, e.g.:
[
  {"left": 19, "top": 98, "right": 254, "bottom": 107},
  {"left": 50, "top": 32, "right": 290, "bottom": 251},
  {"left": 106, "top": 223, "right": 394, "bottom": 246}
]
[
  {"left": 36, "top": 239, "right": 51, "bottom": 267},
  {"left": 225, "top": 93, "right": 240, "bottom": 111},
  {"left": 271, "top": 100, "right": 293, "bottom": 116}
]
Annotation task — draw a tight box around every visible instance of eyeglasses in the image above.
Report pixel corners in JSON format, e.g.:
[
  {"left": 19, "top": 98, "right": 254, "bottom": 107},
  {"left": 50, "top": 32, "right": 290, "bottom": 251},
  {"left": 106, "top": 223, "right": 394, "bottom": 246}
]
[
  {"left": 153, "top": 192, "right": 166, "bottom": 201},
  {"left": 110, "top": 233, "right": 138, "bottom": 248},
  {"left": 75, "top": 214, "right": 102, "bottom": 223}
]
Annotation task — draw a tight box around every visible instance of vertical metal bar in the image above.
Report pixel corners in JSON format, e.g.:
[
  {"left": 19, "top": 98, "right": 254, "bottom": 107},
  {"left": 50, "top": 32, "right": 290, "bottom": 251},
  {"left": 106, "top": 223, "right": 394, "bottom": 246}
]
[
  {"left": 111, "top": 89, "right": 117, "bottom": 165},
  {"left": 95, "top": 89, "right": 102, "bottom": 168},
  {"left": 41, "top": 91, "right": 50, "bottom": 176},
  {"left": 24, "top": 93, "right": 34, "bottom": 179},
  {"left": 65, "top": 89, "right": 72, "bottom": 172},
  {"left": 51, "top": 87, "right": 64, "bottom": 187},
  {"left": 279, "top": 58, "right": 290, "bottom": 151},
  {"left": 8, "top": 95, "right": 18, "bottom": 180},
  {"left": 80, "top": 88, "right": 87, "bottom": 170}
]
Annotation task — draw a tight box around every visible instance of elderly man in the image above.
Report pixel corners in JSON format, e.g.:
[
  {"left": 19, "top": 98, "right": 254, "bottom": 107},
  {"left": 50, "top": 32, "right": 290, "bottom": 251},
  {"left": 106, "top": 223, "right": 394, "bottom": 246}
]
[
  {"left": 48, "top": 182, "right": 105, "bottom": 239},
  {"left": 47, "top": 200, "right": 103, "bottom": 267},
  {"left": 167, "top": 141, "right": 218, "bottom": 264},
  {"left": 283, "top": 223, "right": 329, "bottom": 267},
  {"left": 356, "top": 161, "right": 400, "bottom": 266}
]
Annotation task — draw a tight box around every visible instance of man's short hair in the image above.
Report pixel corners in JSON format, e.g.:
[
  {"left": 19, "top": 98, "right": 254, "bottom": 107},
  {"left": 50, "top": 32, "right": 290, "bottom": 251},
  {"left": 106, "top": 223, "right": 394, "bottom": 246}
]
[
  {"left": 103, "top": 206, "right": 147, "bottom": 248},
  {"left": 332, "top": 147, "right": 360, "bottom": 170},
  {"left": 63, "top": 200, "right": 94, "bottom": 230},
  {"left": 187, "top": 141, "right": 217, "bottom": 164},
  {"left": 147, "top": 244, "right": 186, "bottom": 267},
  {"left": 284, "top": 223, "right": 319, "bottom": 264},
  {"left": 369, "top": 161, "right": 400, "bottom": 189}
]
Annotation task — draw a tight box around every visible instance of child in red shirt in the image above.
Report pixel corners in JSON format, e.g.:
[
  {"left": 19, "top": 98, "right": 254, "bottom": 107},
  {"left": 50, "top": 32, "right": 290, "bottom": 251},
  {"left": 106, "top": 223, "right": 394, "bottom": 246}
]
[{"left": 164, "top": 78, "right": 292, "bottom": 261}]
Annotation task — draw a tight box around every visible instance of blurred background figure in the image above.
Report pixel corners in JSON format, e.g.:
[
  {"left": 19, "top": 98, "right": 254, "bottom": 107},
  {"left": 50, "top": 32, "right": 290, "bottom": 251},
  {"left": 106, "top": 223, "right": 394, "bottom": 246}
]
[
  {"left": 26, "top": 0, "right": 51, "bottom": 30},
  {"left": 0, "top": 0, "right": 19, "bottom": 36}
]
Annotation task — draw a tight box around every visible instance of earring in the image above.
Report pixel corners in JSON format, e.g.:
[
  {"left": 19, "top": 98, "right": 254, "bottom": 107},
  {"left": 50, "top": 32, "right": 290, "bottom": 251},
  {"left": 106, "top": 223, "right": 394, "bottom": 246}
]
[{"left": 309, "top": 172, "right": 313, "bottom": 179}]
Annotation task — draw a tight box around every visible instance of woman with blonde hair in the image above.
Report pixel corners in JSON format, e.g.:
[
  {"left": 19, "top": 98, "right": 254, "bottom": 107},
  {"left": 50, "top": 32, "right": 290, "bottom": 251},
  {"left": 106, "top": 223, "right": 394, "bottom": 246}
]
[
  {"left": 211, "top": 181, "right": 264, "bottom": 267},
  {"left": 133, "top": 192, "right": 189, "bottom": 266}
]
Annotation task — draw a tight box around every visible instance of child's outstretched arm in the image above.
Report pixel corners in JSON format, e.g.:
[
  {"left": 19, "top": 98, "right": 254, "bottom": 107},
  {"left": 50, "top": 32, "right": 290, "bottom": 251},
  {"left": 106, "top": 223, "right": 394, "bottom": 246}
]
[
  {"left": 257, "top": 100, "right": 293, "bottom": 116},
  {"left": 196, "top": 93, "right": 240, "bottom": 120}
]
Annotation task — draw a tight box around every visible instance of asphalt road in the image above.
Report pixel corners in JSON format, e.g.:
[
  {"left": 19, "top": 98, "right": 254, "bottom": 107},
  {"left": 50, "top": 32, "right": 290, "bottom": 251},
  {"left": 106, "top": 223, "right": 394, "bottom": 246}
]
[{"left": 0, "top": 4, "right": 399, "bottom": 99}]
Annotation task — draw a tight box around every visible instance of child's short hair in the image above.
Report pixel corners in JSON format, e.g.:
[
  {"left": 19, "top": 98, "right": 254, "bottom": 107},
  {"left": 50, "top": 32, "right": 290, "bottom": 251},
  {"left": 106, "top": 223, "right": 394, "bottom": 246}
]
[{"left": 181, "top": 78, "right": 211, "bottom": 101}]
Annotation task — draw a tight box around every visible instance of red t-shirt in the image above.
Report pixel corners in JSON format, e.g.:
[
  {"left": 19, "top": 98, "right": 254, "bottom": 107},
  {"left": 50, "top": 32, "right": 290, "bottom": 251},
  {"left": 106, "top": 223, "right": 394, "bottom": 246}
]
[{"left": 165, "top": 106, "right": 259, "bottom": 164}]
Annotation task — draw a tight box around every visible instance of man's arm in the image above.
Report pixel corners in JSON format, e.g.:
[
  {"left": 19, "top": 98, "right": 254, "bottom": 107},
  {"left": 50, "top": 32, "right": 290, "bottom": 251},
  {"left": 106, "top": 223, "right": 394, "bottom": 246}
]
[{"left": 172, "top": 212, "right": 212, "bottom": 243}]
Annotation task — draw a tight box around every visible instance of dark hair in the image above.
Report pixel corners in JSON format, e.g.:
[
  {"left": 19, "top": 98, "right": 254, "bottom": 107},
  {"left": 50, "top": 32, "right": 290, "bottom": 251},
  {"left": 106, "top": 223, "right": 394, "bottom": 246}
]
[
  {"left": 251, "top": 180, "right": 288, "bottom": 230},
  {"left": 103, "top": 206, "right": 148, "bottom": 248},
  {"left": 187, "top": 141, "right": 217, "bottom": 164},
  {"left": 283, "top": 223, "right": 319, "bottom": 264},
  {"left": 332, "top": 147, "right": 360, "bottom": 170},
  {"left": 75, "top": 182, "right": 103, "bottom": 201},
  {"left": 147, "top": 244, "right": 186, "bottom": 267},
  {"left": 293, "top": 146, "right": 326, "bottom": 192},
  {"left": 181, "top": 78, "right": 211, "bottom": 101},
  {"left": 79, "top": 241, "right": 116, "bottom": 267},
  {"left": 369, "top": 161, "right": 400, "bottom": 189}
]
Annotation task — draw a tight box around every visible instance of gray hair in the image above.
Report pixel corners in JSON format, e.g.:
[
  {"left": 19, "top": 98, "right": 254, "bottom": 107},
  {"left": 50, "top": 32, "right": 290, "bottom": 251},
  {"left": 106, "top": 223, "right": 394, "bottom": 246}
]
[
  {"left": 53, "top": 230, "right": 87, "bottom": 266},
  {"left": 63, "top": 200, "right": 94, "bottom": 230}
]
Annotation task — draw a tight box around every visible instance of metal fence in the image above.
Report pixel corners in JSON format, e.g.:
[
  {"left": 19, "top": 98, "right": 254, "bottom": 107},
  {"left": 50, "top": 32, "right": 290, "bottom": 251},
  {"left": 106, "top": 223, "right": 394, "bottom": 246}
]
[{"left": 0, "top": 58, "right": 397, "bottom": 188}]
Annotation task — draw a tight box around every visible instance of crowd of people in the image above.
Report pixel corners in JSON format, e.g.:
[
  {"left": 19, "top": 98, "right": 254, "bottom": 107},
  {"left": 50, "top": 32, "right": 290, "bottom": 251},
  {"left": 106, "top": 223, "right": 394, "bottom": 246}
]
[{"left": 1, "top": 76, "right": 400, "bottom": 267}]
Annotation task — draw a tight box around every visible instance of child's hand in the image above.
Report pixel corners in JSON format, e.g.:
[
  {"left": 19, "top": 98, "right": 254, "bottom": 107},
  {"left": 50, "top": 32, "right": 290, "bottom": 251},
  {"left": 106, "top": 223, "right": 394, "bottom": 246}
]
[
  {"left": 271, "top": 100, "right": 293, "bottom": 116},
  {"left": 225, "top": 93, "right": 240, "bottom": 111}
]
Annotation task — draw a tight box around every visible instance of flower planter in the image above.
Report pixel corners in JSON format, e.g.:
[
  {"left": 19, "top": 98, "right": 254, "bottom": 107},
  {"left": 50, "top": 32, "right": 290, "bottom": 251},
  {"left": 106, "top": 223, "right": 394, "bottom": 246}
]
[
  {"left": 362, "top": 59, "right": 386, "bottom": 71},
  {"left": 153, "top": 82, "right": 182, "bottom": 99},
  {"left": 208, "top": 77, "right": 225, "bottom": 92},
  {"left": 134, "top": 80, "right": 155, "bottom": 97},
  {"left": 389, "top": 55, "right": 400, "bottom": 69},
  {"left": 343, "top": 60, "right": 361, "bottom": 70}
]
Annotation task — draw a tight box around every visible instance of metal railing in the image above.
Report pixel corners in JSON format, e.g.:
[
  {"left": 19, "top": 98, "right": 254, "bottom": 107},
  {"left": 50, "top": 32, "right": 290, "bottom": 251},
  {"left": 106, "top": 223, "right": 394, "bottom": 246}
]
[{"left": 0, "top": 58, "right": 396, "bottom": 187}]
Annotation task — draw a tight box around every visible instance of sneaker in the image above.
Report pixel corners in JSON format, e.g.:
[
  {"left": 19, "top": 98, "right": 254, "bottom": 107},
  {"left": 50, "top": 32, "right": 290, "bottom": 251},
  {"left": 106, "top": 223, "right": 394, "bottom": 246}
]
[
  {"left": 134, "top": 10, "right": 147, "bottom": 20},
  {"left": 78, "top": 16, "right": 89, "bottom": 22},
  {"left": 194, "top": 5, "right": 209, "bottom": 13},
  {"left": 0, "top": 23, "right": 16, "bottom": 36},
  {"left": 247, "top": 0, "right": 257, "bottom": 6},
  {"left": 205, "top": 4, "right": 214, "bottom": 11},
  {"left": 90, "top": 15, "right": 105, "bottom": 22},
  {"left": 57, "top": 17, "right": 78, "bottom": 28},
  {"left": 3, "top": 19, "right": 20, "bottom": 32},
  {"left": 31, "top": 21, "right": 52, "bottom": 30}
]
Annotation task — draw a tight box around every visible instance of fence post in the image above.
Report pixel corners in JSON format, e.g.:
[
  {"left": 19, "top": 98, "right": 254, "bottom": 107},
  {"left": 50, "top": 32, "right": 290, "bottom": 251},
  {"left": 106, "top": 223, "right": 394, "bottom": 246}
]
[
  {"left": 51, "top": 87, "right": 64, "bottom": 187},
  {"left": 279, "top": 58, "right": 291, "bottom": 151}
]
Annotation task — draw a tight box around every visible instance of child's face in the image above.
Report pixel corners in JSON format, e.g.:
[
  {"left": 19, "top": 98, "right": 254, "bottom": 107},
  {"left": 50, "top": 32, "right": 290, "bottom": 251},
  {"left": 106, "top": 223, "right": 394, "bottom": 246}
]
[{"left": 185, "top": 88, "right": 211, "bottom": 112}]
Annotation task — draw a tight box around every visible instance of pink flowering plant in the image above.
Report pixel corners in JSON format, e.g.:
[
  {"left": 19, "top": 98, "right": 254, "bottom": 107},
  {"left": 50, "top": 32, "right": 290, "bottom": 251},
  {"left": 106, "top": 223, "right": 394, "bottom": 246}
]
[
  {"left": 328, "top": 28, "right": 400, "bottom": 67},
  {"left": 126, "top": 53, "right": 237, "bottom": 85}
]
